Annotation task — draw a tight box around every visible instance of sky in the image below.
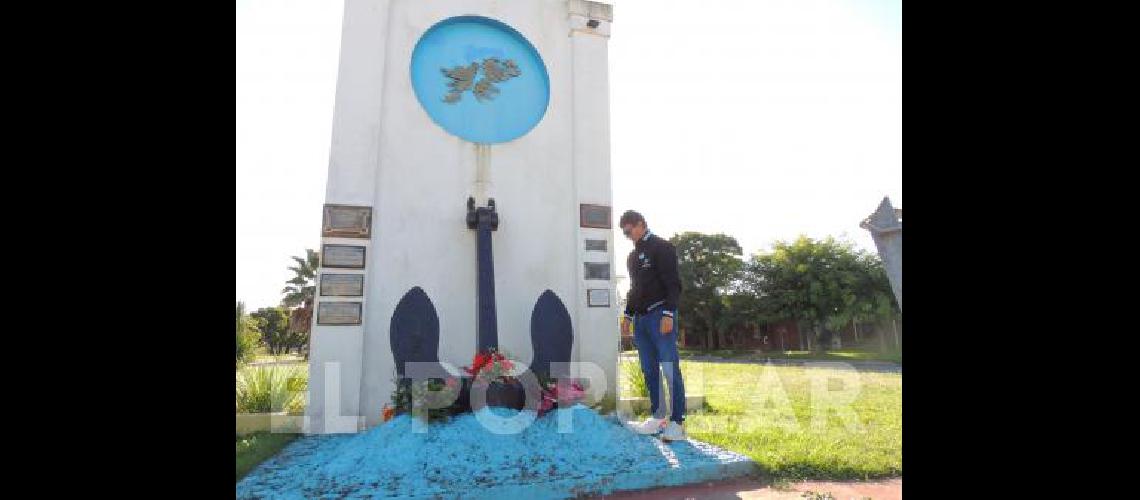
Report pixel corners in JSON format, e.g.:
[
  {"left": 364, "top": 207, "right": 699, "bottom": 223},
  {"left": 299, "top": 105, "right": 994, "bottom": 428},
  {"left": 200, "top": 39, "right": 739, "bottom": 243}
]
[{"left": 236, "top": 0, "right": 901, "bottom": 310}]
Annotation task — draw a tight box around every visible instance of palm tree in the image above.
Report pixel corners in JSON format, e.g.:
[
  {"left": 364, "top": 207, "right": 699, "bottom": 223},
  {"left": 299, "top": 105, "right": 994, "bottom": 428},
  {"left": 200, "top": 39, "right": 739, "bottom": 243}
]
[{"left": 281, "top": 249, "right": 319, "bottom": 308}]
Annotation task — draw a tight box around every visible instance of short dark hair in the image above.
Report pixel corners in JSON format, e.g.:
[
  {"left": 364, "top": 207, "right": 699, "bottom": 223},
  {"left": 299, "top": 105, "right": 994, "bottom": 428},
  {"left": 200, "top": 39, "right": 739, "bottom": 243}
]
[{"left": 619, "top": 210, "right": 645, "bottom": 228}]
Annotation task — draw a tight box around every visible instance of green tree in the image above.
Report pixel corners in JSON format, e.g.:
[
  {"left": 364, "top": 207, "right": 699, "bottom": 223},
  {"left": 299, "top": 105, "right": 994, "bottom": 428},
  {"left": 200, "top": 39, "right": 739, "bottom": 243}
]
[
  {"left": 251, "top": 306, "right": 299, "bottom": 356},
  {"left": 849, "top": 253, "right": 901, "bottom": 350},
  {"left": 671, "top": 232, "right": 744, "bottom": 351},
  {"left": 727, "top": 259, "right": 785, "bottom": 347},
  {"left": 236, "top": 301, "right": 260, "bottom": 367},
  {"left": 281, "top": 249, "right": 319, "bottom": 308},
  {"left": 750, "top": 236, "right": 868, "bottom": 352}
]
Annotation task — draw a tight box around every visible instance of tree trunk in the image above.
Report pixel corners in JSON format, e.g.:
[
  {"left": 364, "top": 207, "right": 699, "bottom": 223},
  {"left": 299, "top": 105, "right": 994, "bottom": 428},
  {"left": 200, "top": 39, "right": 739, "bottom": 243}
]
[
  {"left": 891, "top": 318, "right": 900, "bottom": 350},
  {"left": 813, "top": 324, "right": 823, "bottom": 353},
  {"left": 706, "top": 314, "right": 720, "bottom": 350},
  {"left": 853, "top": 319, "right": 860, "bottom": 343},
  {"left": 704, "top": 319, "right": 715, "bottom": 351}
]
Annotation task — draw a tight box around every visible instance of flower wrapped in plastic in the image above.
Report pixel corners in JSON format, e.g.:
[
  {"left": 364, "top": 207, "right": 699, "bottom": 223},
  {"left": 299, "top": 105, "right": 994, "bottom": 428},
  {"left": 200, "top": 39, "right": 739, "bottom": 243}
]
[{"left": 538, "top": 379, "right": 587, "bottom": 417}]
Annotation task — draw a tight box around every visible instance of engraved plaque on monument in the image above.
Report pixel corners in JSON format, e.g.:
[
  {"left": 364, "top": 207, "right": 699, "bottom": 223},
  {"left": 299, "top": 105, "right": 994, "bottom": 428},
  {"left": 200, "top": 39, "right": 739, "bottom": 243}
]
[
  {"left": 319, "top": 273, "right": 365, "bottom": 297},
  {"left": 583, "top": 262, "right": 611, "bottom": 280},
  {"left": 322, "top": 204, "right": 373, "bottom": 238},
  {"left": 321, "top": 244, "right": 366, "bottom": 269},
  {"left": 584, "top": 239, "right": 607, "bottom": 252},
  {"left": 579, "top": 204, "right": 611, "bottom": 229},
  {"left": 317, "top": 301, "right": 363, "bottom": 325},
  {"left": 587, "top": 288, "right": 610, "bottom": 307}
]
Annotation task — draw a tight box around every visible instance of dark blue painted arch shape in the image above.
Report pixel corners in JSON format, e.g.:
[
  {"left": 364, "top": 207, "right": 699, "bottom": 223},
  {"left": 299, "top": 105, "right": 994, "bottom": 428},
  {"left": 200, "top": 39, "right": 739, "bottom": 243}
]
[
  {"left": 529, "top": 289, "right": 573, "bottom": 378},
  {"left": 390, "top": 286, "right": 444, "bottom": 377}
]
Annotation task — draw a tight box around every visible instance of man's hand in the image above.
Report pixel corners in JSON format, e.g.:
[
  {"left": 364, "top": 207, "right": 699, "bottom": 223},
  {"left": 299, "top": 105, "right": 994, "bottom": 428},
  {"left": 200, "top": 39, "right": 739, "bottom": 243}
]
[
  {"left": 621, "top": 316, "right": 633, "bottom": 335},
  {"left": 660, "top": 316, "right": 674, "bottom": 335}
]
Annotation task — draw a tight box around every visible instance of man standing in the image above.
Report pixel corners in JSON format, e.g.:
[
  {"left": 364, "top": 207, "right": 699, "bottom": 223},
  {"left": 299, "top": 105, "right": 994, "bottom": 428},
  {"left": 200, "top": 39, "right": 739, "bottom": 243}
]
[{"left": 619, "top": 210, "right": 687, "bottom": 441}]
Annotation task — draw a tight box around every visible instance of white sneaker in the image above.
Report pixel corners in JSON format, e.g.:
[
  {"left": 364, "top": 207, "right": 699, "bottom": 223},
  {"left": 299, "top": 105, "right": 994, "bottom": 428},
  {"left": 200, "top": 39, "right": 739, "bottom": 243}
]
[
  {"left": 632, "top": 417, "right": 666, "bottom": 435},
  {"left": 659, "top": 421, "right": 686, "bottom": 441}
]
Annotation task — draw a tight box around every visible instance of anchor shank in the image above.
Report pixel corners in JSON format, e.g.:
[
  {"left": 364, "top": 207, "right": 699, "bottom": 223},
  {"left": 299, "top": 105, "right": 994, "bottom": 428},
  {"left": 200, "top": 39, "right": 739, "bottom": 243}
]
[{"left": 468, "top": 197, "right": 500, "bottom": 352}]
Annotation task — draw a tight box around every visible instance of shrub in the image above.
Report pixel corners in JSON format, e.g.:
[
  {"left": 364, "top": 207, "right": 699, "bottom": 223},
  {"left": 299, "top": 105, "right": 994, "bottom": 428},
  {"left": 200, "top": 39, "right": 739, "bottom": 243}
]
[
  {"left": 236, "top": 365, "right": 307, "bottom": 414},
  {"left": 236, "top": 301, "right": 261, "bottom": 367},
  {"left": 620, "top": 359, "right": 649, "bottom": 398},
  {"left": 236, "top": 330, "right": 259, "bottom": 368}
]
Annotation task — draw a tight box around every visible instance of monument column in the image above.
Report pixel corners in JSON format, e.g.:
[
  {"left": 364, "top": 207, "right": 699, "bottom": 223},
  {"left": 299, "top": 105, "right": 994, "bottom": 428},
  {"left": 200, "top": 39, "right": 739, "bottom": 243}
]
[
  {"left": 569, "top": 0, "right": 618, "bottom": 409},
  {"left": 306, "top": 0, "right": 392, "bottom": 434}
]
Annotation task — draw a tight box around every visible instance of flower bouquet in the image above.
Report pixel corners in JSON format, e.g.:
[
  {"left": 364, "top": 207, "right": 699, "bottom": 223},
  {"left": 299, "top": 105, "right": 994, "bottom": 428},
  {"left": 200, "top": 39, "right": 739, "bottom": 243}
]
[
  {"left": 464, "top": 348, "right": 526, "bottom": 410},
  {"left": 389, "top": 375, "right": 463, "bottom": 421},
  {"left": 538, "top": 379, "right": 587, "bottom": 417}
]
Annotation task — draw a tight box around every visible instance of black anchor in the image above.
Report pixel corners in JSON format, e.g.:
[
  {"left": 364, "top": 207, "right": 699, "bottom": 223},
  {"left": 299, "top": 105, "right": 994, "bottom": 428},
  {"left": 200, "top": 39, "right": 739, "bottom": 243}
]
[{"left": 388, "top": 197, "right": 575, "bottom": 409}]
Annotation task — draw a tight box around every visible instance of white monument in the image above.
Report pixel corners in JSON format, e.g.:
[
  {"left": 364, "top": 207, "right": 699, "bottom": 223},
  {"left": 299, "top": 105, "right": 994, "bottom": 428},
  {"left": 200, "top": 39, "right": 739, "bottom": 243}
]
[{"left": 307, "top": 0, "right": 617, "bottom": 433}]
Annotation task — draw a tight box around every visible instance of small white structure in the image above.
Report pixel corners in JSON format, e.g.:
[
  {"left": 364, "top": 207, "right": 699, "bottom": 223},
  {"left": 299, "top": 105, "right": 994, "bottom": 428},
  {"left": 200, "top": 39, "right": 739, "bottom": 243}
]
[
  {"left": 307, "top": 0, "right": 618, "bottom": 433},
  {"left": 860, "top": 197, "right": 902, "bottom": 310}
]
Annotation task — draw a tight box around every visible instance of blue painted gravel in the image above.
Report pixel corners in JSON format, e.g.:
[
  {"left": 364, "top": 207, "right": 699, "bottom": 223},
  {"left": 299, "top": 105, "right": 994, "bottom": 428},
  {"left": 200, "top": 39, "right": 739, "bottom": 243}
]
[{"left": 237, "top": 405, "right": 755, "bottom": 499}]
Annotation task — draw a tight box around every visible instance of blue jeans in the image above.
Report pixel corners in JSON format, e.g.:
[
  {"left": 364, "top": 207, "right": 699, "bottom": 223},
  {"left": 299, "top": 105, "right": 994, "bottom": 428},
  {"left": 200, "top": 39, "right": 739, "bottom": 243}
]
[{"left": 633, "top": 309, "right": 685, "bottom": 423}]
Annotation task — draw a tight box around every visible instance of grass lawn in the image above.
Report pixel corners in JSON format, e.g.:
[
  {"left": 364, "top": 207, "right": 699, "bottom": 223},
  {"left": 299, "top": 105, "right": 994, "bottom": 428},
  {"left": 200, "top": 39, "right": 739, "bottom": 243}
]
[
  {"left": 623, "top": 360, "right": 901, "bottom": 481},
  {"left": 237, "top": 432, "right": 300, "bottom": 481}
]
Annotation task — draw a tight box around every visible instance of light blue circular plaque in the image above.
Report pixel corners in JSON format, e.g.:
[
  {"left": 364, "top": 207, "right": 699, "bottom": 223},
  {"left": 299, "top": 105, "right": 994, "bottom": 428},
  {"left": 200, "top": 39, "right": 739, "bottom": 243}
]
[{"left": 410, "top": 16, "right": 550, "bottom": 144}]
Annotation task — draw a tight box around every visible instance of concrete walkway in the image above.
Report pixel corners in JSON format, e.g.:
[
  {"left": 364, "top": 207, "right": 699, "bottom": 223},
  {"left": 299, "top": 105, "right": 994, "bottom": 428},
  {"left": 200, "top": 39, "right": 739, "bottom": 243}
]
[
  {"left": 620, "top": 354, "right": 901, "bottom": 373},
  {"left": 247, "top": 358, "right": 306, "bottom": 367},
  {"left": 592, "top": 476, "right": 902, "bottom": 499}
]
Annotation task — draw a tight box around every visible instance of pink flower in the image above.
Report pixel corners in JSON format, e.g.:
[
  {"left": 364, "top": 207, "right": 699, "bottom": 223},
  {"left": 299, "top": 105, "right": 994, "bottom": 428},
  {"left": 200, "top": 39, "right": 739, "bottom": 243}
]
[{"left": 558, "top": 381, "right": 586, "bottom": 405}]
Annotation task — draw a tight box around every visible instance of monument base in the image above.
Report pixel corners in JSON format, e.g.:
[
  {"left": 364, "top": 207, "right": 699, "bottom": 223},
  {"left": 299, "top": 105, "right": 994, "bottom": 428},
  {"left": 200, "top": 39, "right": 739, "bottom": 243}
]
[{"left": 237, "top": 405, "right": 755, "bottom": 499}]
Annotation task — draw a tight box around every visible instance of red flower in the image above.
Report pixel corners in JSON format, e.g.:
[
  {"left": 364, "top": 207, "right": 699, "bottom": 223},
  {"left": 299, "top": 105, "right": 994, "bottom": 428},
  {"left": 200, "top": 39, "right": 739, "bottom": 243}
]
[
  {"left": 464, "top": 349, "right": 518, "bottom": 381},
  {"left": 466, "top": 352, "right": 494, "bottom": 376},
  {"left": 537, "top": 392, "right": 556, "bottom": 416}
]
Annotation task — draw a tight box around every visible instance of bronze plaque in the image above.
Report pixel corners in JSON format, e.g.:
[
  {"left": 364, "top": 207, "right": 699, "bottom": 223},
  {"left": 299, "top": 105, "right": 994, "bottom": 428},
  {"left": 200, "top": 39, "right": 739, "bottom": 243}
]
[
  {"left": 322, "top": 204, "right": 372, "bottom": 238},
  {"left": 579, "top": 204, "right": 612, "bottom": 229},
  {"left": 321, "top": 244, "right": 366, "bottom": 269},
  {"left": 317, "top": 302, "right": 362, "bottom": 325},
  {"left": 584, "top": 239, "right": 607, "bottom": 252},
  {"left": 584, "top": 262, "right": 611, "bottom": 280},
  {"left": 319, "top": 273, "right": 364, "bottom": 297},
  {"left": 587, "top": 288, "right": 610, "bottom": 307}
]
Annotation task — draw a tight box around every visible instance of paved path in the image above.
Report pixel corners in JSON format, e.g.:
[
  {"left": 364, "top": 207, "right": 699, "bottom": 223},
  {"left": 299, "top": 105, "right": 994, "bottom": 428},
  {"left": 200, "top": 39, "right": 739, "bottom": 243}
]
[
  {"left": 592, "top": 476, "right": 902, "bottom": 499},
  {"left": 247, "top": 359, "right": 306, "bottom": 367},
  {"left": 621, "top": 354, "right": 901, "bottom": 373}
]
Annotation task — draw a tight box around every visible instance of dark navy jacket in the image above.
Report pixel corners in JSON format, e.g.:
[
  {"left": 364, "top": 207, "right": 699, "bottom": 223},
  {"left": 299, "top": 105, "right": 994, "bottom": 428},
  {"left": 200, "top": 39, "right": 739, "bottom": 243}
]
[{"left": 624, "top": 231, "right": 682, "bottom": 318}]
